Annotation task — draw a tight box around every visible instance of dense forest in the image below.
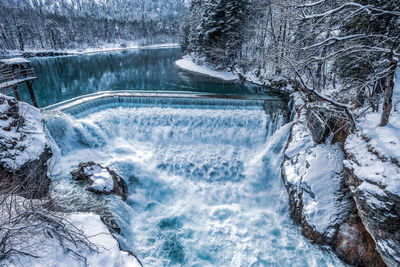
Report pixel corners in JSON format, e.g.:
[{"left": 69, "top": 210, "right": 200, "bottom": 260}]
[
  {"left": 181, "top": 0, "right": 400, "bottom": 125},
  {"left": 0, "top": 0, "right": 186, "bottom": 51}
]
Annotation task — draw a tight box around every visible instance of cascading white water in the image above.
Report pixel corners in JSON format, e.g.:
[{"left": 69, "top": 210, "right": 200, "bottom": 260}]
[{"left": 45, "top": 96, "right": 345, "bottom": 267}]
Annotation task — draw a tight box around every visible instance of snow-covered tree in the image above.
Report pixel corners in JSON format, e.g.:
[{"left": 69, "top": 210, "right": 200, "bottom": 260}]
[
  {"left": 182, "top": 0, "right": 250, "bottom": 69},
  {"left": 0, "top": 0, "right": 187, "bottom": 51}
]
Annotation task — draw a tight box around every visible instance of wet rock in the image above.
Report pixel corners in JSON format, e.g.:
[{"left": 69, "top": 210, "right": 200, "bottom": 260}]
[
  {"left": 71, "top": 161, "right": 127, "bottom": 200},
  {"left": 52, "top": 194, "right": 122, "bottom": 234},
  {"left": 333, "top": 217, "right": 386, "bottom": 266}
]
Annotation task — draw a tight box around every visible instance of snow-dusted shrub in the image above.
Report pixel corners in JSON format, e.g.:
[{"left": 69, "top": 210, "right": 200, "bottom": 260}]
[{"left": 0, "top": 188, "right": 97, "bottom": 263}]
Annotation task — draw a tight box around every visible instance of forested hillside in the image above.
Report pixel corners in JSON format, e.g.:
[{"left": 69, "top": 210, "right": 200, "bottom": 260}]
[
  {"left": 0, "top": 0, "right": 186, "bottom": 51},
  {"left": 182, "top": 0, "right": 400, "bottom": 124}
]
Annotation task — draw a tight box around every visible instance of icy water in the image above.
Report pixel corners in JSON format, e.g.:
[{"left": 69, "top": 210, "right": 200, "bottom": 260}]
[
  {"left": 16, "top": 47, "right": 278, "bottom": 107},
  {"left": 44, "top": 94, "right": 346, "bottom": 267}
]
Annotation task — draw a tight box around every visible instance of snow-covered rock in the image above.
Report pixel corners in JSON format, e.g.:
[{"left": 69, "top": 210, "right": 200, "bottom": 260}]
[
  {"left": 283, "top": 117, "right": 350, "bottom": 240},
  {"left": 0, "top": 93, "right": 52, "bottom": 198},
  {"left": 71, "top": 162, "right": 127, "bottom": 200},
  {"left": 345, "top": 127, "right": 400, "bottom": 266},
  {"left": 282, "top": 99, "right": 385, "bottom": 266}
]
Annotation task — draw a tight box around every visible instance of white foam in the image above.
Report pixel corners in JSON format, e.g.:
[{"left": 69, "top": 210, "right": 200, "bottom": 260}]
[{"left": 46, "top": 101, "right": 345, "bottom": 266}]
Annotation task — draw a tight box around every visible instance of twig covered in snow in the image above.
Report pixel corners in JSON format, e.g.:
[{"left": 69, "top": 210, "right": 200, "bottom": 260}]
[{"left": 301, "top": 2, "right": 400, "bottom": 20}]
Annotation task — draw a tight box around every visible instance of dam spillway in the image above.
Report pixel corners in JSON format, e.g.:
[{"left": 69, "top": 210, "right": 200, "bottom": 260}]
[{"left": 43, "top": 91, "right": 344, "bottom": 266}]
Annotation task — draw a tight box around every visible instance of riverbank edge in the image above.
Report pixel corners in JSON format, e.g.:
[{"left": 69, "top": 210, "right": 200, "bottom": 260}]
[
  {"left": 175, "top": 55, "right": 392, "bottom": 266},
  {"left": 0, "top": 43, "right": 180, "bottom": 58}
]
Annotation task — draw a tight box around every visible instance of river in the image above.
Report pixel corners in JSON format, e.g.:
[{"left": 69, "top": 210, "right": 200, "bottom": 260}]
[{"left": 40, "top": 47, "right": 345, "bottom": 266}]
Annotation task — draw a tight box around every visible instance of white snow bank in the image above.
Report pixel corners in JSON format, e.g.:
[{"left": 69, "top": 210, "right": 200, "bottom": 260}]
[
  {"left": 69, "top": 213, "right": 141, "bottom": 267},
  {"left": 84, "top": 165, "right": 114, "bottom": 193},
  {"left": 0, "top": 57, "right": 30, "bottom": 65},
  {"left": 0, "top": 94, "right": 47, "bottom": 168},
  {"left": 358, "top": 110, "right": 400, "bottom": 164},
  {"left": 175, "top": 55, "right": 239, "bottom": 81},
  {"left": 345, "top": 133, "right": 400, "bottom": 195},
  {"left": 3, "top": 213, "right": 141, "bottom": 267},
  {"left": 285, "top": 122, "right": 314, "bottom": 159}
]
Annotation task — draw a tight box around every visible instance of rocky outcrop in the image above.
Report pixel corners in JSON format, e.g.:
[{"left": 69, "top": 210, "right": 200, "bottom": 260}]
[
  {"left": 333, "top": 215, "right": 386, "bottom": 266},
  {"left": 71, "top": 162, "right": 127, "bottom": 200},
  {"left": 305, "top": 102, "right": 352, "bottom": 144},
  {"left": 0, "top": 94, "right": 52, "bottom": 198},
  {"left": 282, "top": 96, "right": 386, "bottom": 266},
  {"left": 68, "top": 162, "right": 128, "bottom": 233},
  {"left": 344, "top": 133, "right": 400, "bottom": 266}
]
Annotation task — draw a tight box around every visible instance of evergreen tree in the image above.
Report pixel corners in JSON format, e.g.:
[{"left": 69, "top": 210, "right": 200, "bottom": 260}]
[{"left": 183, "top": 0, "right": 250, "bottom": 69}]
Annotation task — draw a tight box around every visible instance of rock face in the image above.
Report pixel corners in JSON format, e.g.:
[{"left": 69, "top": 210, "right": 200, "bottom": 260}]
[
  {"left": 345, "top": 133, "right": 400, "bottom": 266},
  {"left": 71, "top": 162, "right": 127, "bottom": 200},
  {"left": 0, "top": 94, "right": 52, "bottom": 198},
  {"left": 282, "top": 96, "right": 386, "bottom": 266},
  {"left": 305, "top": 102, "right": 352, "bottom": 144}
]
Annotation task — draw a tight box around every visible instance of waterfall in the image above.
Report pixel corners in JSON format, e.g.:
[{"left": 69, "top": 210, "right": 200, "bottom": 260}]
[{"left": 44, "top": 94, "right": 344, "bottom": 266}]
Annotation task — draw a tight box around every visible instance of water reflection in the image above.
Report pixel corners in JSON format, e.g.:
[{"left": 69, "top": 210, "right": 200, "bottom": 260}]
[{"left": 22, "top": 48, "right": 271, "bottom": 107}]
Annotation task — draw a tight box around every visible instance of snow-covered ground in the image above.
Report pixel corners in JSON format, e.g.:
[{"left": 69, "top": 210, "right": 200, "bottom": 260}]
[
  {"left": 345, "top": 132, "right": 400, "bottom": 195},
  {"left": 357, "top": 111, "right": 400, "bottom": 165},
  {"left": 346, "top": 67, "right": 400, "bottom": 195},
  {"left": 175, "top": 55, "right": 239, "bottom": 81},
  {"left": 3, "top": 212, "right": 141, "bottom": 267},
  {"left": 341, "top": 67, "right": 400, "bottom": 266}
]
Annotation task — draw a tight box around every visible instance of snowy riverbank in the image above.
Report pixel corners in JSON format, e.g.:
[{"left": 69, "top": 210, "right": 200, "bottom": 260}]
[
  {"left": 280, "top": 68, "right": 400, "bottom": 266},
  {"left": 1, "top": 43, "right": 180, "bottom": 58},
  {"left": 175, "top": 55, "right": 239, "bottom": 81},
  {"left": 174, "top": 55, "right": 292, "bottom": 92}
]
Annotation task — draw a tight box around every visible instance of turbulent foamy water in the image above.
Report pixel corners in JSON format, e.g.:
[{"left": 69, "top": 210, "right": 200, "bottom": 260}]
[{"left": 45, "top": 97, "right": 345, "bottom": 266}]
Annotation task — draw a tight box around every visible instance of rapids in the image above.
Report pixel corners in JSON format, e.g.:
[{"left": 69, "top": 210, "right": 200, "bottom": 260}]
[{"left": 45, "top": 95, "right": 345, "bottom": 266}]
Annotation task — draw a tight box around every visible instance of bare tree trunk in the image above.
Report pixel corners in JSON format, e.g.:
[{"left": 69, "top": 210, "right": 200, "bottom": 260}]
[{"left": 379, "top": 62, "right": 396, "bottom": 126}]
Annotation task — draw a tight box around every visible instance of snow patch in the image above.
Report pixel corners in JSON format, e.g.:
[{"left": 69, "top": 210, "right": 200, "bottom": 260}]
[
  {"left": 345, "top": 133, "right": 400, "bottom": 195},
  {"left": 84, "top": 165, "right": 114, "bottom": 193},
  {"left": 0, "top": 57, "right": 30, "bottom": 65},
  {"left": 285, "top": 122, "right": 314, "bottom": 159},
  {"left": 358, "top": 111, "right": 400, "bottom": 164},
  {"left": 69, "top": 213, "right": 141, "bottom": 267},
  {"left": 286, "top": 143, "right": 344, "bottom": 234},
  {"left": 175, "top": 55, "right": 239, "bottom": 81}
]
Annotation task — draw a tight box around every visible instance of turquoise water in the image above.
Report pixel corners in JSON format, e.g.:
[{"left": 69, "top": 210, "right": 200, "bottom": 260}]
[
  {"left": 16, "top": 47, "right": 279, "bottom": 107},
  {"left": 38, "top": 48, "right": 345, "bottom": 266},
  {"left": 45, "top": 95, "right": 346, "bottom": 267}
]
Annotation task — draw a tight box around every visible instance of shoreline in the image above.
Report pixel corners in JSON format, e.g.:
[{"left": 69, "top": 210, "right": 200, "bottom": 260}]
[
  {"left": 1, "top": 43, "right": 180, "bottom": 58},
  {"left": 175, "top": 55, "right": 239, "bottom": 82}
]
